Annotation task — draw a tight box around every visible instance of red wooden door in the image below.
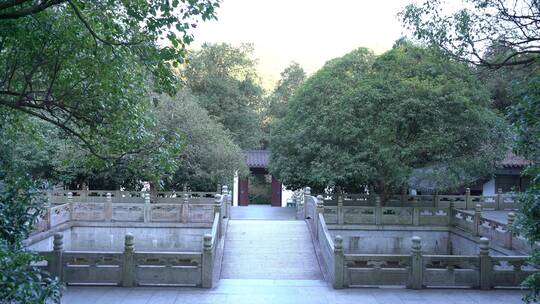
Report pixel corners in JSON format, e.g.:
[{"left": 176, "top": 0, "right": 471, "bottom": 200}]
[
  {"left": 238, "top": 177, "right": 249, "bottom": 206},
  {"left": 271, "top": 176, "right": 282, "bottom": 207}
]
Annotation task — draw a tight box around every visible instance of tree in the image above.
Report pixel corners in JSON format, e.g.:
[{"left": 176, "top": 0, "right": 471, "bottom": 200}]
[
  {"left": 155, "top": 91, "right": 248, "bottom": 191},
  {"left": 0, "top": 0, "right": 219, "bottom": 161},
  {"left": 265, "top": 62, "right": 306, "bottom": 124},
  {"left": 402, "top": 2, "right": 540, "bottom": 301},
  {"left": 269, "top": 44, "right": 509, "bottom": 202},
  {"left": 401, "top": 0, "right": 540, "bottom": 68},
  {"left": 0, "top": 1, "right": 220, "bottom": 302},
  {"left": 183, "top": 43, "right": 264, "bottom": 149}
]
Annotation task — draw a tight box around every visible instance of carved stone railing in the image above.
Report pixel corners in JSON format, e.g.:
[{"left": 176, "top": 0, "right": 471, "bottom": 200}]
[
  {"left": 47, "top": 189, "right": 218, "bottom": 205},
  {"left": 37, "top": 193, "right": 227, "bottom": 288},
  {"left": 316, "top": 188, "right": 520, "bottom": 211},
  {"left": 32, "top": 190, "right": 227, "bottom": 235},
  {"left": 330, "top": 233, "right": 538, "bottom": 289}
]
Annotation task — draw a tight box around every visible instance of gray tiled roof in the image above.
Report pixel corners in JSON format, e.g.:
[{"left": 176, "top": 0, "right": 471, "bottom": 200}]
[{"left": 245, "top": 150, "right": 270, "bottom": 168}]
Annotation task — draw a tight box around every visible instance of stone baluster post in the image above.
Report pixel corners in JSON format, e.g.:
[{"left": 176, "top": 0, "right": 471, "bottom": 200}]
[
  {"left": 479, "top": 237, "right": 492, "bottom": 290},
  {"left": 409, "top": 236, "right": 423, "bottom": 289},
  {"left": 122, "top": 233, "right": 135, "bottom": 287},
  {"left": 315, "top": 195, "right": 324, "bottom": 240},
  {"left": 228, "top": 190, "right": 233, "bottom": 218},
  {"left": 304, "top": 187, "right": 311, "bottom": 219},
  {"left": 214, "top": 194, "right": 222, "bottom": 217},
  {"left": 182, "top": 192, "right": 189, "bottom": 223},
  {"left": 66, "top": 192, "right": 74, "bottom": 225},
  {"left": 496, "top": 188, "right": 503, "bottom": 210},
  {"left": 465, "top": 188, "right": 472, "bottom": 209},
  {"left": 201, "top": 234, "right": 213, "bottom": 288},
  {"left": 474, "top": 204, "right": 482, "bottom": 236},
  {"left": 448, "top": 202, "right": 455, "bottom": 227},
  {"left": 337, "top": 192, "right": 344, "bottom": 225},
  {"left": 333, "top": 235, "right": 344, "bottom": 289},
  {"left": 412, "top": 206, "right": 420, "bottom": 226},
  {"left": 221, "top": 185, "right": 229, "bottom": 218},
  {"left": 50, "top": 233, "right": 64, "bottom": 281},
  {"left": 143, "top": 193, "right": 151, "bottom": 223},
  {"left": 105, "top": 192, "right": 113, "bottom": 222},
  {"left": 505, "top": 212, "right": 515, "bottom": 249},
  {"left": 375, "top": 200, "right": 382, "bottom": 226}
]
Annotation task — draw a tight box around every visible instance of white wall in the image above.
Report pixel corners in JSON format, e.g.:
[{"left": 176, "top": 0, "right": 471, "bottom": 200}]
[
  {"left": 233, "top": 171, "right": 239, "bottom": 206},
  {"left": 482, "top": 178, "right": 496, "bottom": 196},
  {"left": 282, "top": 186, "right": 293, "bottom": 207}
]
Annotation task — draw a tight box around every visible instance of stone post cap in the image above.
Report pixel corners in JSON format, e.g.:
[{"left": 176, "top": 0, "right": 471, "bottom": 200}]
[
  {"left": 203, "top": 234, "right": 212, "bottom": 250},
  {"left": 507, "top": 212, "right": 516, "bottom": 221},
  {"left": 479, "top": 237, "right": 490, "bottom": 253},
  {"left": 222, "top": 185, "right": 228, "bottom": 194},
  {"left": 334, "top": 235, "right": 343, "bottom": 250},
  {"left": 466, "top": 188, "right": 471, "bottom": 194},
  {"left": 124, "top": 233, "right": 134, "bottom": 252},
  {"left": 53, "top": 233, "right": 63, "bottom": 251},
  {"left": 475, "top": 204, "right": 482, "bottom": 212},
  {"left": 411, "top": 236, "right": 422, "bottom": 251},
  {"left": 214, "top": 194, "right": 222, "bottom": 203},
  {"left": 316, "top": 195, "right": 324, "bottom": 207},
  {"left": 304, "top": 187, "right": 311, "bottom": 195}
]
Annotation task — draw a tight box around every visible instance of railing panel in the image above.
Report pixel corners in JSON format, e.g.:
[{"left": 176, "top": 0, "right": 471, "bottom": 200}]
[
  {"left": 62, "top": 252, "right": 123, "bottom": 285},
  {"left": 343, "top": 207, "right": 376, "bottom": 225},
  {"left": 150, "top": 204, "right": 182, "bottom": 222},
  {"left": 423, "top": 255, "right": 479, "bottom": 288},
  {"left": 491, "top": 256, "right": 538, "bottom": 287},
  {"left": 111, "top": 204, "right": 144, "bottom": 222},
  {"left": 71, "top": 203, "right": 106, "bottom": 221},
  {"left": 50, "top": 203, "right": 71, "bottom": 227},
  {"left": 344, "top": 254, "right": 410, "bottom": 287},
  {"left": 134, "top": 252, "right": 202, "bottom": 286},
  {"left": 381, "top": 207, "right": 413, "bottom": 225},
  {"left": 418, "top": 208, "right": 449, "bottom": 226}
]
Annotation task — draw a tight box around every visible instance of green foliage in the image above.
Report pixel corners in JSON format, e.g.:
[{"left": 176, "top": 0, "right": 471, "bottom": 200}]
[
  {"left": 184, "top": 43, "right": 264, "bottom": 149},
  {"left": 0, "top": 1, "right": 220, "bottom": 302},
  {"left": 155, "top": 91, "right": 248, "bottom": 191},
  {"left": 0, "top": 0, "right": 218, "bottom": 162},
  {"left": 269, "top": 44, "right": 509, "bottom": 199},
  {"left": 513, "top": 71, "right": 540, "bottom": 304},
  {"left": 401, "top": 0, "right": 540, "bottom": 68},
  {"left": 0, "top": 240, "right": 63, "bottom": 304},
  {"left": 265, "top": 62, "right": 306, "bottom": 125}
]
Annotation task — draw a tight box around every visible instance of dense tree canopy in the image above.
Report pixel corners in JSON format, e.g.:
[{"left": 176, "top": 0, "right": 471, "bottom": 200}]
[
  {"left": 401, "top": 0, "right": 540, "bottom": 68},
  {"left": 183, "top": 43, "right": 264, "bottom": 149},
  {"left": 402, "top": 1, "right": 540, "bottom": 301},
  {"left": 269, "top": 44, "right": 509, "bottom": 200},
  {"left": 0, "top": 1, "right": 220, "bottom": 302},
  {"left": 156, "top": 91, "right": 248, "bottom": 191}
]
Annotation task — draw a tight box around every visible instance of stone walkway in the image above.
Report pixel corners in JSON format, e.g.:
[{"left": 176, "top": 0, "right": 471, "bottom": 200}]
[
  {"left": 61, "top": 281, "right": 527, "bottom": 304},
  {"left": 60, "top": 206, "right": 528, "bottom": 303},
  {"left": 230, "top": 205, "right": 296, "bottom": 220},
  {"left": 220, "top": 219, "right": 322, "bottom": 279}
]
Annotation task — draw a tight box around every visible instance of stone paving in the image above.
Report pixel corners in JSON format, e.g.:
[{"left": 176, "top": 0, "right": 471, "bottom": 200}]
[
  {"left": 60, "top": 206, "right": 528, "bottom": 303},
  {"left": 220, "top": 219, "right": 322, "bottom": 279},
  {"left": 61, "top": 280, "right": 527, "bottom": 304},
  {"left": 230, "top": 205, "right": 296, "bottom": 220}
]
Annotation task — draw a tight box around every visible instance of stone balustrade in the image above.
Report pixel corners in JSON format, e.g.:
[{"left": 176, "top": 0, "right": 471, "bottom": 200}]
[
  {"left": 303, "top": 191, "right": 538, "bottom": 290},
  {"left": 35, "top": 194, "right": 228, "bottom": 288},
  {"left": 32, "top": 190, "right": 230, "bottom": 235},
  {"left": 317, "top": 188, "right": 520, "bottom": 210}
]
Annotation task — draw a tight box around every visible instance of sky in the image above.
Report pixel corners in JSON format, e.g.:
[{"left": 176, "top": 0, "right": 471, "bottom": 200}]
[{"left": 191, "top": 0, "right": 420, "bottom": 87}]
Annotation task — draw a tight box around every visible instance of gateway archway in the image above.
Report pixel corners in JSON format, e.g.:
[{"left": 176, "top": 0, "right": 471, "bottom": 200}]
[{"left": 237, "top": 150, "right": 282, "bottom": 207}]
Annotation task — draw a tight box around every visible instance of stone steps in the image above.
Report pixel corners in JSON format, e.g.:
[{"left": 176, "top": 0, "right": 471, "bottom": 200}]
[{"left": 220, "top": 220, "right": 323, "bottom": 280}]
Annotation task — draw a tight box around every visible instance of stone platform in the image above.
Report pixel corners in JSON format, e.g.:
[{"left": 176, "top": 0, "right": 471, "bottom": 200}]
[{"left": 61, "top": 281, "right": 526, "bottom": 304}]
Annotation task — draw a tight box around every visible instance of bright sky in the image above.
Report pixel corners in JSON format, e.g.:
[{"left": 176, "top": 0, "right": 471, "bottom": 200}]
[{"left": 191, "top": 0, "right": 420, "bottom": 87}]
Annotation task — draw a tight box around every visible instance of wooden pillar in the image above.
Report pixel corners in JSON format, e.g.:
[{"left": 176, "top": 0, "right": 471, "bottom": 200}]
[
  {"left": 271, "top": 176, "right": 282, "bottom": 207},
  {"left": 238, "top": 177, "right": 249, "bottom": 206}
]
